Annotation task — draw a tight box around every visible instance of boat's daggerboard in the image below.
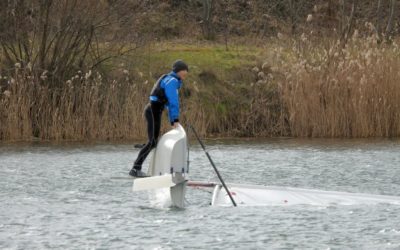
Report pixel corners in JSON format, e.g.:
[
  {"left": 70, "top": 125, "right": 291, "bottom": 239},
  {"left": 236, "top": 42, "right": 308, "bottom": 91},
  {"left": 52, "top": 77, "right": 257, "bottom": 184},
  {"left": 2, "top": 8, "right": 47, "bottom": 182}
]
[{"left": 132, "top": 174, "right": 176, "bottom": 191}]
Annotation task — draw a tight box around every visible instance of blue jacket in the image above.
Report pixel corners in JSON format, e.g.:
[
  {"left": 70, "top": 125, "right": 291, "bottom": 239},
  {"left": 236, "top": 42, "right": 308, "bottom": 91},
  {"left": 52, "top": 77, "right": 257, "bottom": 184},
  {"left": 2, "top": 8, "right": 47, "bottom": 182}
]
[{"left": 150, "top": 71, "right": 182, "bottom": 124}]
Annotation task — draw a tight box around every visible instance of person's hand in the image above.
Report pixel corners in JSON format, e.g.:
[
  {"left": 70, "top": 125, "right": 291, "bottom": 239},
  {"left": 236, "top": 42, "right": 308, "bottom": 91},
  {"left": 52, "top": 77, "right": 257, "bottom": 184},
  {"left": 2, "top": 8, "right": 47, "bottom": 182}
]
[{"left": 172, "top": 122, "right": 180, "bottom": 129}]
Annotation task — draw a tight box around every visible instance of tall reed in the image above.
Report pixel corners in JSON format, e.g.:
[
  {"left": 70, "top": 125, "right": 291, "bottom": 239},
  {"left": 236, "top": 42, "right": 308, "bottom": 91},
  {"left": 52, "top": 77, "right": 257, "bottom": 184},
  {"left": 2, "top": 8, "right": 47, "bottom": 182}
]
[
  {"left": 279, "top": 34, "right": 400, "bottom": 137},
  {"left": 0, "top": 66, "right": 284, "bottom": 141},
  {"left": 0, "top": 70, "right": 149, "bottom": 141},
  {"left": 1, "top": 35, "right": 400, "bottom": 141}
]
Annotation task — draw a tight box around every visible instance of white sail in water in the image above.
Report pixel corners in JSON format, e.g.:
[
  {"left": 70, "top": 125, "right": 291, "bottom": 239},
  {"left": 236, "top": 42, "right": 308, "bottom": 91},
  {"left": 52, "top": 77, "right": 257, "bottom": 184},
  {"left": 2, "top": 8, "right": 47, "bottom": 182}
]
[{"left": 211, "top": 183, "right": 400, "bottom": 206}]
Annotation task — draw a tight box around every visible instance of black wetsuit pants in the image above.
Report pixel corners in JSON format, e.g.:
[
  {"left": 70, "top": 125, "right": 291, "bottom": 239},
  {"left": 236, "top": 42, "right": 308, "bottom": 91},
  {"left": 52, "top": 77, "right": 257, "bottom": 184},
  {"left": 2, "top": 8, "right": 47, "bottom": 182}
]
[{"left": 133, "top": 102, "right": 163, "bottom": 170}]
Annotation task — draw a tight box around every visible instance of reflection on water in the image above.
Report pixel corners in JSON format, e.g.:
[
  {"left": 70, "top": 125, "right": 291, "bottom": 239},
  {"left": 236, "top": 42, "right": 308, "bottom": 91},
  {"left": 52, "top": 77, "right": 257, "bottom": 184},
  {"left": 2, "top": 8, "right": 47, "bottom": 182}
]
[{"left": 1, "top": 138, "right": 400, "bottom": 249}]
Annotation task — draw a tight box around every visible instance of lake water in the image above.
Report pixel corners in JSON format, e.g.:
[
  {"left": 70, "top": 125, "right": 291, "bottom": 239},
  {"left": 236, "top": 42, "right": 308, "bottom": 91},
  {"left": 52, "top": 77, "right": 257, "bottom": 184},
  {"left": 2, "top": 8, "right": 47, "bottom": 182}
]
[{"left": 1, "top": 139, "right": 400, "bottom": 249}]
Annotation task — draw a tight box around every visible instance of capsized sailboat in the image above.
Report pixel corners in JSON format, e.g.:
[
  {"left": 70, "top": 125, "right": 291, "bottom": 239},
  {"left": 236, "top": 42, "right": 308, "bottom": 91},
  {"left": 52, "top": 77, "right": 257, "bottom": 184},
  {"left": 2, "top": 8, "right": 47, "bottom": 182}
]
[
  {"left": 132, "top": 124, "right": 189, "bottom": 208},
  {"left": 132, "top": 125, "right": 400, "bottom": 208}
]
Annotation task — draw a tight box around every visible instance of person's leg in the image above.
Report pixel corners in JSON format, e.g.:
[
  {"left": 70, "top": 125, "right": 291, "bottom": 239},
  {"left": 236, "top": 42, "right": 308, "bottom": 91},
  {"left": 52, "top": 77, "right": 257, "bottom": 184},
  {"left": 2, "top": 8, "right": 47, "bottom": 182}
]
[
  {"left": 152, "top": 104, "right": 163, "bottom": 141},
  {"left": 132, "top": 104, "right": 156, "bottom": 170}
]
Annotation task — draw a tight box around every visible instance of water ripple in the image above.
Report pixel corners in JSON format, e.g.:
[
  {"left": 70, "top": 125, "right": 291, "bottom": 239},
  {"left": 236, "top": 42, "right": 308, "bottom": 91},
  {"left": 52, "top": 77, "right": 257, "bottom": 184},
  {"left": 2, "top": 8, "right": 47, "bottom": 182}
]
[{"left": 1, "top": 139, "right": 400, "bottom": 249}]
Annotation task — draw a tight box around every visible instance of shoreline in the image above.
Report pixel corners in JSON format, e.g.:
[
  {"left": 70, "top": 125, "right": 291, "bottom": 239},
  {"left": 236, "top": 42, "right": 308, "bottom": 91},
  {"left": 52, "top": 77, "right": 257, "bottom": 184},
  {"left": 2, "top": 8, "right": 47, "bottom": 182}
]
[{"left": 1, "top": 136, "right": 399, "bottom": 146}]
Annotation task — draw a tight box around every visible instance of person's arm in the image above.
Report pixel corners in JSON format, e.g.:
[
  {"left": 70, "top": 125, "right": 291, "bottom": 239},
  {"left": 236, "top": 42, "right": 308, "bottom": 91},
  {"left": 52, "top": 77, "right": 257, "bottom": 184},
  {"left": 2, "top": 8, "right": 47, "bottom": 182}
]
[{"left": 164, "top": 78, "right": 180, "bottom": 126}]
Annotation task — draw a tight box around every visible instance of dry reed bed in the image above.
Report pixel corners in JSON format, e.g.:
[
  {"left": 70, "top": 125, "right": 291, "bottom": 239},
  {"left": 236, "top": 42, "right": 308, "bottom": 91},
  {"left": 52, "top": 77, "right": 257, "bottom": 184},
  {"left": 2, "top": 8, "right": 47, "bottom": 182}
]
[
  {"left": 0, "top": 71, "right": 149, "bottom": 141},
  {"left": 0, "top": 69, "right": 284, "bottom": 141},
  {"left": 279, "top": 35, "right": 400, "bottom": 137},
  {"left": 1, "top": 36, "right": 399, "bottom": 141}
]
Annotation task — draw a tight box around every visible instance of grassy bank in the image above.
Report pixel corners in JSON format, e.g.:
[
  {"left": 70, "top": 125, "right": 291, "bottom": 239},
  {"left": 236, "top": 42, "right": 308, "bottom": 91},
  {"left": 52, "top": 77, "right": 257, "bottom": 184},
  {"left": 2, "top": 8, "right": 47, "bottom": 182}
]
[{"left": 1, "top": 37, "right": 400, "bottom": 141}]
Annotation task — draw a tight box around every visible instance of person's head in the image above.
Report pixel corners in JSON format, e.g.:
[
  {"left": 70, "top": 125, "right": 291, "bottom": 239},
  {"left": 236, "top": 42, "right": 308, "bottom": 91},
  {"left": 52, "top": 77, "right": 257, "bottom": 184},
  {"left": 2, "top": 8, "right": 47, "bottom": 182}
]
[{"left": 172, "top": 60, "right": 189, "bottom": 80}]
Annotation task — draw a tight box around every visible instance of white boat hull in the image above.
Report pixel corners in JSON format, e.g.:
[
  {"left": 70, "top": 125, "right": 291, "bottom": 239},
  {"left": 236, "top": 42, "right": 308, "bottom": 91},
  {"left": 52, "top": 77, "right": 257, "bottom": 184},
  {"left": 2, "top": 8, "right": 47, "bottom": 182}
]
[{"left": 132, "top": 124, "right": 189, "bottom": 208}]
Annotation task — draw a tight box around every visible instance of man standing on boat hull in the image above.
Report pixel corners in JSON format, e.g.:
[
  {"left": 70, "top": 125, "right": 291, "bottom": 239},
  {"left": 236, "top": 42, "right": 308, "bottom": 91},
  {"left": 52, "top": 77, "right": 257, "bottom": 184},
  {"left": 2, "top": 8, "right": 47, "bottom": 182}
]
[{"left": 129, "top": 60, "right": 189, "bottom": 177}]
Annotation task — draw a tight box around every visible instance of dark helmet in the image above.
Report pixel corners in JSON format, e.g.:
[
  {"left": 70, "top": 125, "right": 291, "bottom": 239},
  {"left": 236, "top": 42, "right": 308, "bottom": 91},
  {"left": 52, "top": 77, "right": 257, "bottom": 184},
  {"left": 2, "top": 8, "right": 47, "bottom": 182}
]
[{"left": 172, "top": 60, "right": 189, "bottom": 73}]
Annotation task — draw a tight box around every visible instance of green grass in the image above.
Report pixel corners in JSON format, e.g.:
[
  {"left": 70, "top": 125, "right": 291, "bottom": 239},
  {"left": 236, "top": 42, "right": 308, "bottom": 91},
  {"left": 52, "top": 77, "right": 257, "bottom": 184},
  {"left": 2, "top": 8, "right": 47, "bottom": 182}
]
[
  {"left": 131, "top": 42, "right": 263, "bottom": 79},
  {"left": 116, "top": 41, "right": 271, "bottom": 135}
]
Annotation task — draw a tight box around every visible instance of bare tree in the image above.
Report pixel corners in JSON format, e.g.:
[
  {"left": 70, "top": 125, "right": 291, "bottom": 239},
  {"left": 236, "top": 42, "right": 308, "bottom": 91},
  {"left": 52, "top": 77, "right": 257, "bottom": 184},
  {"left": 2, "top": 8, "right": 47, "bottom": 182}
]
[
  {"left": 375, "top": 0, "right": 383, "bottom": 42},
  {"left": 340, "top": 0, "right": 357, "bottom": 47},
  {"left": 200, "top": 0, "right": 214, "bottom": 40},
  {"left": 385, "top": 0, "right": 396, "bottom": 42},
  {"left": 288, "top": 0, "right": 297, "bottom": 34},
  {"left": 0, "top": 0, "right": 141, "bottom": 82}
]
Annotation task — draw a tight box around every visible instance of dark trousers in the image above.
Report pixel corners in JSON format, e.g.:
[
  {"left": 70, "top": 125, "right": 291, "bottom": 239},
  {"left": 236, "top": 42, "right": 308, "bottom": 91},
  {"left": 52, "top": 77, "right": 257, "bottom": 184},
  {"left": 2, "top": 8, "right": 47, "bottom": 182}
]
[{"left": 133, "top": 102, "right": 163, "bottom": 170}]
